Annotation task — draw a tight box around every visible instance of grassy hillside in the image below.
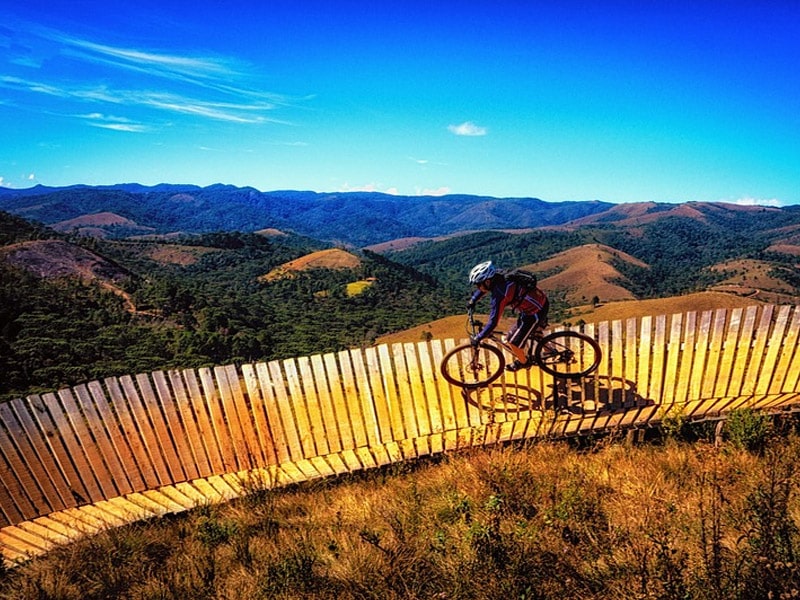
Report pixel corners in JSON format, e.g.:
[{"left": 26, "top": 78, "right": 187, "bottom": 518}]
[
  {"left": 0, "top": 214, "right": 459, "bottom": 401},
  {"left": 3, "top": 423, "right": 799, "bottom": 599}
]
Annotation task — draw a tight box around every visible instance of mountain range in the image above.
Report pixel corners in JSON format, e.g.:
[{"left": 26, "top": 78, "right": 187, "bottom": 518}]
[{"left": 0, "top": 184, "right": 614, "bottom": 246}]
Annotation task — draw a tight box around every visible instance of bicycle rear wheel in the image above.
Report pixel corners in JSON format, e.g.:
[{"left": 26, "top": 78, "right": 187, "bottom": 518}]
[
  {"left": 440, "top": 341, "right": 505, "bottom": 388},
  {"left": 534, "top": 330, "right": 601, "bottom": 379}
]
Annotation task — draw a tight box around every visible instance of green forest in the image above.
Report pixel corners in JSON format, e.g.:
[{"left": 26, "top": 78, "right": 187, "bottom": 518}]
[
  {"left": 3, "top": 203, "right": 800, "bottom": 402},
  {"left": 0, "top": 212, "right": 459, "bottom": 401}
]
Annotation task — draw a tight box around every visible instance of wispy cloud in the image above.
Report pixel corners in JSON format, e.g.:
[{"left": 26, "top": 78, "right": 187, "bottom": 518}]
[
  {"left": 448, "top": 121, "right": 488, "bottom": 136},
  {"left": 2, "top": 25, "right": 302, "bottom": 130},
  {"left": 0, "top": 75, "right": 288, "bottom": 125},
  {"left": 79, "top": 112, "right": 149, "bottom": 132}
]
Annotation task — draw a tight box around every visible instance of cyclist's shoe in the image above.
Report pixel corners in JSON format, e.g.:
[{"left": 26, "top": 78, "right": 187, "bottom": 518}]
[{"left": 505, "top": 359, "right": 532, "bottom": 372}]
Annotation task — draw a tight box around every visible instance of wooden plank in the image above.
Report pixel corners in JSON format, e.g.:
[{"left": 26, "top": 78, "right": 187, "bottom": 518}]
[
  {"left": 0, "top": 422, "right": 38, "bottom": 523},
  {"left": 674, "top": 311, "right": 697, "bottom": 410},
  {"left": 593, "top": 321, "right": 611, "bottom": 414},
  {"left": 241, "top": 363, "right": 281, "bottom": 466},
  {"left": 661, "top": 313, "right": 684, "bottom": 411},
  {"left": 255, "top": 362, "right": 290, "bottom": 464},
  {"left": 116, "top": 375, "right": 171, "bottom": 487},
  {"left": 87, "top": 381, "right": 146, "bottom": 492},
  {"left": 636, "top": 316, "right": 652, "bottom": 401},
  {"left": 280, "top": 358, "right": 318, "bottom": 458},
  {"left": 624, "top": 318, "right": 638, "bottom": 408},
  {"left": 197, "top": 367, "right": 238, "bottom": 472},
  {"left": 181, "top": 369, "right": 226, "bottom": 474},
  {"left": 323, "top": 353, "right": 356, "bottom": 451},
  {"left": 135, "top": 374, "right": 185, "bottom": 483},
  {"left": 348, "top": 349, "right": 382, "bottom": 447},
  {"left": 47, "top": 506, "right": 106, "bottom": 531},
  {"left": 165, "top": 370, "right": 212, "bottom": 478},
  {"left": 391, "top": 343, "right": 420, "bottom": 456},
  {"left": 404, "top": 342, "right": 432, "bottom": 437},
  {"left": 309, "top": 354, "right": 343, "bottom": 453},
  {"left": 296, "top": 356, "right": 332, "bottom": 456},
  {"left": 5, "top": 398, "right": 72, "bottom": 510},
  {"left": 56, "top": 387, "right": 118, "bottom": 500},
  {"left": 267, "top": 360, "right": 307, "bottom": 461},
  {"left": 756, "top": 305, "right": 791, "bottom": 395},
  {"left": 281, "top": 359, "right": 317, "bottom": 462},
  {"left": 742, "top": 305, "right": 774, "bottom": 395},
  {"left": 41, "top": 391, "right": 104, "bottom": 503},
  {"left": 363, "top": 347, "right": 394, "bottom": 443},
  {"left": 214, "top": 365, "right": 256, "bottom": 469},
  {"left": 689, "top": 311, "right": 713, "bottom": 402},
  {"left": 609, "top": 320, "right": 625, "bottom": 410},
  {"left": 713, "top": 308, "right": 742, "bottom": 399},
  {"left": 726, "top": 305, "right": 759, "bottom": 397},
  {"left": 428, "top": 340, "right": 459, "bottom": 448},
  {"left": 377, "top": 344, "right": 409, "bottom": 441},
  {"left": 151, "top": 371, "right": 199, "bottom": 480},
  {"left": 25, "top": 393, "right": 94, "bottom": 507},
  {"left": 769, "top": 307, "right": 800, "bottom": 394},
  {"left": 226, "top": 363, "right": 269, "bottom": 466},
  {"left": 648, "top": 315, "right": 668, "bottom": 404},
  {"left": 72, "top": 384, "right": 133, "bottom": 496},
  {"left": 700, "top": 310, "right": 728, "bottom": 401},
  {"left": 417, "top": 342, "right": 445, "bottom": 435},
  {"left": 337, "top": 350, "right": 369, "bottom": 448},
  {"left": 403, "top": 342, "right": 433, "bottom": 456},
  {"left": 105, "top": 377, "right": 163, "bottom": 489}
]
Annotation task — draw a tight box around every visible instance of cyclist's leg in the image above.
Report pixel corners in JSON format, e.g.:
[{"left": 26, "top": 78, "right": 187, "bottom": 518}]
[{"left": 505, "top": 313, "right": 539, "bottom": 369}]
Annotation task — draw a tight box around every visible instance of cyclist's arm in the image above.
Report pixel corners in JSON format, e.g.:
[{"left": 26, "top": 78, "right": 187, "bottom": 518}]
[
  {"left": 468, "top": 288, "right": 485, "bottom": 306},
  {"left": 474, "top": 286, "right": 511, "bottom": 341}
]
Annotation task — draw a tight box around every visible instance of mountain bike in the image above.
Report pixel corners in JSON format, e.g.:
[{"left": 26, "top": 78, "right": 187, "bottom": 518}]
[{"left": 439, "top": 308, "right": 602, "bottom": 389}]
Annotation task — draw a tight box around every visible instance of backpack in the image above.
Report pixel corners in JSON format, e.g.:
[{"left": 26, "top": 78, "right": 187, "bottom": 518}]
[
  {"left": 501, "top": 268, "right": 538, "bottom": 291},
  {"left": 500, "top": 268, "right": 539, "bottom": 309}
]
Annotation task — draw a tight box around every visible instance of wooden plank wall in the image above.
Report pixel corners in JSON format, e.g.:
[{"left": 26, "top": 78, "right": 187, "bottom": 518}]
[{"left": 3, "top": 303, "right": 800, "bottom": 562}]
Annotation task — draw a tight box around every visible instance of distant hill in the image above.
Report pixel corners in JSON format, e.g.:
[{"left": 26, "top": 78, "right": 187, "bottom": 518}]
[
  {"left": 528, "top": 243, "right": 646, "bottom": 305},
  {"left": 0, "top": 239, "right": 131, "bottom": 283},
  {"left": 260, "top": 248, "right": 362, "bottom": 281}
]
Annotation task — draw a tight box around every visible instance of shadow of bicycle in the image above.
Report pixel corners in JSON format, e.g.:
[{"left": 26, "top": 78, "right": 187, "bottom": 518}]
[
  {"left": 462, "top": 374, "right": 655, "bottom": 415},
  {"left": 462, "top": 382, "right": 545, "bottom": 413}
]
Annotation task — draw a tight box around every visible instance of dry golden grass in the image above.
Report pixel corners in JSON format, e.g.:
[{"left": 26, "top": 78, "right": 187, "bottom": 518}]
[
  {"left": 260, "top": 248, "right": 362, "bottom": 282},
  {"left": 530, "top": 243, "right": 645, "bottom": 305},
  {"left": 4, "top": 427, "right": 800, "bottom": 600}
]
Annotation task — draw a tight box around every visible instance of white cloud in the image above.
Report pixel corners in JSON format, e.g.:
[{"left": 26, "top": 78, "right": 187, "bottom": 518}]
[
  {"left": 338, "top": 182, "right": 399, "bottom": 195},
  {"left": 448, "top": 121, "right": 487, "bottom": 136},
  {"left": 418, "top": 187, "right": 451, "bottom": 196},
  {"left": 729, "top": 196, "right": 782, "bottom": 207}
]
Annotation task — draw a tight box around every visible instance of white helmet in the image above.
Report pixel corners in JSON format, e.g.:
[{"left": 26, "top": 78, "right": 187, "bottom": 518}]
[{"left": 469, "top": 260, "right": 496, "bottom": 285}]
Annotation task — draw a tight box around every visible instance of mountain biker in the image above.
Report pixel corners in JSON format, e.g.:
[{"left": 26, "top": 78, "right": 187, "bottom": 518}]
[{"left": 467, "top": 260, "right": 549, "bottom": 372}]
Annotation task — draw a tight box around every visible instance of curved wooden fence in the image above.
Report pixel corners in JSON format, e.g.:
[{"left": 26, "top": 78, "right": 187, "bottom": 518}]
[{"left": 3, "top": 303, "right": 800, "bottom": 564}]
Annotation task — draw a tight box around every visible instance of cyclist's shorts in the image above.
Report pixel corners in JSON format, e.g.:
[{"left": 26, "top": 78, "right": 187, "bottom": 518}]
[{"left": 506, "top": 300, "right": 549, "bottom": 347}]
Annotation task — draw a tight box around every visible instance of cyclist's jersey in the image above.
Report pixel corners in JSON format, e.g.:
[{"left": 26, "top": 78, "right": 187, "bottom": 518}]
[{"left": 471, "top": 277, "right": 548, "bottom": 342}]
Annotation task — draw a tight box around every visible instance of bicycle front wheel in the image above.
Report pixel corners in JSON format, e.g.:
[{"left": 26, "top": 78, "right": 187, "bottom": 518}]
[
  {"left": 440, "top": 341, "right": 505, "bottom": 388},
  {"left": 534, "top": 331, "right": 601, "bottom": 379}
]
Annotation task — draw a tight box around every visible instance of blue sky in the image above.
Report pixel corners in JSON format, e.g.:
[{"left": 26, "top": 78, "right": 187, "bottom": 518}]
[{"left": 1, "top": 1, "right": 798, "bottom": 205}]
